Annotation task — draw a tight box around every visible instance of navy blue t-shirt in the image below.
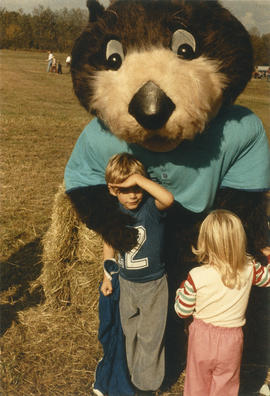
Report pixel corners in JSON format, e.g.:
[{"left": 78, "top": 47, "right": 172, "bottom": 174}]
[{"left": 118, "top": 196, "right": 166, "bottom": 282}]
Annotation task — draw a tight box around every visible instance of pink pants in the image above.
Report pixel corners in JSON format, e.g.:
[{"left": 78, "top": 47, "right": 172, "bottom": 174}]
[{"left": 184, "top": 318, "right": 243, "bottom": 396}]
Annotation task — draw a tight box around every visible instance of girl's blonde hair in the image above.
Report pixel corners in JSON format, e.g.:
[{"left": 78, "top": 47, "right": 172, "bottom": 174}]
[
  {"left": 192, "top": 209, "right": 249, "bottom": 289},
  {"left": 105, "top": 153, "right": 146, "bottom": 184}
]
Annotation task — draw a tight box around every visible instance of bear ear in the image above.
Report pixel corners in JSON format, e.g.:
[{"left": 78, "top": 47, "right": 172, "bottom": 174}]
[{"left": 86, "top": 0, "right": 105, "bottom": 22}]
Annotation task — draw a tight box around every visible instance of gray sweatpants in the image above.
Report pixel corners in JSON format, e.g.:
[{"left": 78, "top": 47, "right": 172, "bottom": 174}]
[{"left": 119, "top": 275, "right": 168, "bottom": 391}]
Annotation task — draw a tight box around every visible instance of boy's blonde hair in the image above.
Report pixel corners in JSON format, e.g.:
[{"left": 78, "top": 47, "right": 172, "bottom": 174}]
[
  {"left": 105, "top": 153, "right": 146, "bottom": 184},
  {"left": 192, "top": 209, "right": 249, "bottom": 289}
]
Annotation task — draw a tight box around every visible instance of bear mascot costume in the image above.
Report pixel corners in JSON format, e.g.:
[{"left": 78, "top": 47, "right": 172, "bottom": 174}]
[{"left": 42, "top": 0, "right": 270, "bottom": 393}]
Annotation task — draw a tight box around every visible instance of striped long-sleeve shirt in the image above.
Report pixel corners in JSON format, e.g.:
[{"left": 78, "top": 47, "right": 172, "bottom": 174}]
[{"left": 174, "top": 260, "right": 270, "bottom": 327}]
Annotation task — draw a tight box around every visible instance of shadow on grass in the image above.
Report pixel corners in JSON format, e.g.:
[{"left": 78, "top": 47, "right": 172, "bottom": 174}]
[{"left": 0, "top": 238, "right": 45, "bottom": 336}]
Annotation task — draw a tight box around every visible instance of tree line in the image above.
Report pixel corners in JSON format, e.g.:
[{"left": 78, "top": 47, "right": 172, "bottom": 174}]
[
  {"left": 249, "top": 28, "right": 270, "bottom": 66},
  {"left": 0, "top": 6, "right": 88, "bottom": 53},
  {"left": 0, "top": 7, "right": 270, "bottom": 65}
]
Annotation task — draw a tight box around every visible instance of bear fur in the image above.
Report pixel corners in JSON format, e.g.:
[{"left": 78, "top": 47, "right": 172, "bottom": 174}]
[
  {"left": 42, "top": 0, "right": 270, "bottom": 389},
  {"left": 66, "top": 0, "right": 269, "bottom": 258}
]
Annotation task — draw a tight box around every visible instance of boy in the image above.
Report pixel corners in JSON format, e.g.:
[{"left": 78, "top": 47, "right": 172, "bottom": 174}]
[{"left": 102, "top": 153, "right": 174, "bottom": 395}]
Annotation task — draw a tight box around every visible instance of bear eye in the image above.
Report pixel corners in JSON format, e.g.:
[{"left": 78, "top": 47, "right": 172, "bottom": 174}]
[
  {"left": 171, "top": 29, "right": 196, "bottom": 60},
  {"left": 106, "top": 39, "right": 124, "bottom": 70}
]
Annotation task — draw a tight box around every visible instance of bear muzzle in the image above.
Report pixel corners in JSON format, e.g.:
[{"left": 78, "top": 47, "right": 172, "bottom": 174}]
[{"left": 128, "top": 81, "right": 175, "bottom": 131}]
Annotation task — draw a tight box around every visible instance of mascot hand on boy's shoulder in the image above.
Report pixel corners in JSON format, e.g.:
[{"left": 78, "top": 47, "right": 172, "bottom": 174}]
[{"left": 65, "top": 0, "right": 270, "bottom": 256}]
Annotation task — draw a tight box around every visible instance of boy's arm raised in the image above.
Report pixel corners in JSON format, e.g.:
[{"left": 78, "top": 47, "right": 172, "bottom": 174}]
[{"left": 110, "top": 174, "right": 174, "bottom": 210}]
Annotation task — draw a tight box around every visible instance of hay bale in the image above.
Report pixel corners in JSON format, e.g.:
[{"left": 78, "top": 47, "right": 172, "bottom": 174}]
[{"left": 39, "top": 184, "right": 103, "bottom": 309}]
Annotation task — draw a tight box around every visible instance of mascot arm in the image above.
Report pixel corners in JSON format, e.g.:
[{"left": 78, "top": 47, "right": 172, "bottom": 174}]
[
  {"left": 67, "top": 185, "right": 138, "bottom": 252},
  {"left": 214, "top": 188, "right": 268, "bottom": 262}
]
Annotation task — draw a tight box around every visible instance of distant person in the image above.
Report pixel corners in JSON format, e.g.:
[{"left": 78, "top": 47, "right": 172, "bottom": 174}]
[
  {"left": 57, "top": 62, "right": 62, "bottom": 75},
  {"left": 66, "top": 55, "right": 71, "bottom": 71},
  {"left": 47, "top": 51, "right": 53, "bottom": 72},
  {"left": 51, "top": 57, "right": 57, "bottom": 73},
  {"left": 175, "top": 209, "right": 270, "bottom": 396},
  {"left": 267, "top": 67, "right": 270, "bottom": 82}
]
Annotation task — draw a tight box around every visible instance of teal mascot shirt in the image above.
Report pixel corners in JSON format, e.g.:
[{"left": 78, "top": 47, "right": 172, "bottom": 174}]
[{"left": 65, "top": 105, "right": 270, "bottom": 213}]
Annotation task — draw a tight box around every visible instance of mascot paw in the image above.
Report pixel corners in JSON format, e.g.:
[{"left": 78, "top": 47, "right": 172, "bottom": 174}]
[
  {"left": 106, "top": 224, "right": 138, "bottom": 253},
  {"left": 121, "top": 226, "right": 139, "bottom": 253}
]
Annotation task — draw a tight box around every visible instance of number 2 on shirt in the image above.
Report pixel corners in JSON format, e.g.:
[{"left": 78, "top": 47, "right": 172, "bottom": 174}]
[{"left": 125, "top": 226, "right": 149, "bottom": 269}]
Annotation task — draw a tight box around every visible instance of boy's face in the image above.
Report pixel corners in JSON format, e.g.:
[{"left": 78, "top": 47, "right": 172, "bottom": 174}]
[{"left": 110, "top": 186, "right": 144, "bottom": 210}]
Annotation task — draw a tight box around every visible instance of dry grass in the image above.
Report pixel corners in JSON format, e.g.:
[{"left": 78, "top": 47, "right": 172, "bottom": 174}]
[
  {"left": 0, "top": 50, "right": 90, "bottom": 258},
  {"left": 0, "top": 50, "right": 269, "bottom": 396}
]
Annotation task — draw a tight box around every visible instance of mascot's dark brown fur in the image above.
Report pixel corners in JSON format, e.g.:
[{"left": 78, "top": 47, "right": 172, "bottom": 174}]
[
  {"left": 69, "top": 0, "right": 267, "bottom": 259},
  {"left": 42, "top": 0, "right": 269, "bottom": 391}
]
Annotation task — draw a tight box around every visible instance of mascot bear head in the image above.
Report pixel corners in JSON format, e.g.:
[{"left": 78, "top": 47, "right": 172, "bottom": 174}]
[{"left": 71, "top": 0, "right": 253, "bottom": 152}]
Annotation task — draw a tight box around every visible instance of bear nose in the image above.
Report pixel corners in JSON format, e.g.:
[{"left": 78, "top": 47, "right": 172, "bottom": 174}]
[{"left": 128, "top": 81, "right": 175, "bottom": 130}]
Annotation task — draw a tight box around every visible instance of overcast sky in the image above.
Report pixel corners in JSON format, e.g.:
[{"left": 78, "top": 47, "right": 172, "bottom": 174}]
[{"left": 1, "top": 0, "right": 270, "bottom": 35}]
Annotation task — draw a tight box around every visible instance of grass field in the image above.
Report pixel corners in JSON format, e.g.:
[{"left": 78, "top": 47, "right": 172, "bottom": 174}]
[
  {"left": 0, "top": 50, "right": 90, "bottom": 260},
  {"left": 0, "top": 50, "right": 270, "bottom": 395}
]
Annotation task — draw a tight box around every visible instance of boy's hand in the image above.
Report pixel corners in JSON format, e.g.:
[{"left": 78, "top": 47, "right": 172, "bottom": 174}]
[
  {"left": 101, "top": 277, "right": 113, "bottom": 296},
  {"left": 262, "top": 246, "right": 270, "bottom": 257},
  {"left": 109, "top": 174, "right": 139, "bottom": 189}
]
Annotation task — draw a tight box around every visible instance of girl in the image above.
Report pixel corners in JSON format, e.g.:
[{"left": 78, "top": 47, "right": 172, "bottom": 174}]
[{"left": 175, "top": 209, "right": 270, "bottom": 396}]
